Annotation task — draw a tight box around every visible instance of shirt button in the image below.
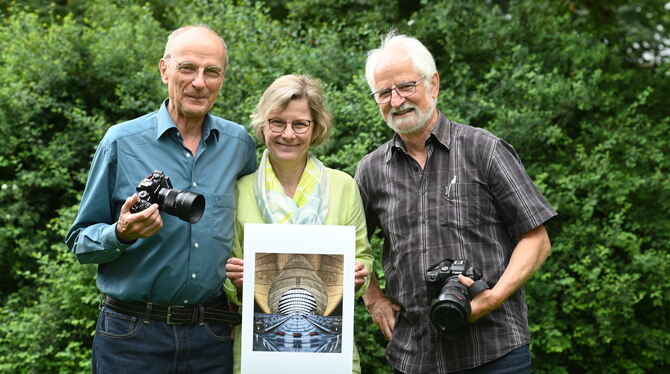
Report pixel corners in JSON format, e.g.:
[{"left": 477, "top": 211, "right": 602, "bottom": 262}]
[
  {"left": 194, "top": 242, "right": 199, "bottom": 248},
  {"left": 191, "top": 273, "right": 197, "bottom": 279},
  {"left": 186, "top": 152, "right": 191, "bottom": 158},
  {"left": 192, "top": 182, "right": 197, "bottom": 187}
]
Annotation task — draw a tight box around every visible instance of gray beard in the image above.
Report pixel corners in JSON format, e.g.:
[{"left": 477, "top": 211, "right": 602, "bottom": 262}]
[{"left": 385, "top": 100, "right": 436, "bottom": 134}]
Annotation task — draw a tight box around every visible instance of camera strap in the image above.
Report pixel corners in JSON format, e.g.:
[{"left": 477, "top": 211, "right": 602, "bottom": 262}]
[{"left": 469, "top": 279, "right": 489, "bottom": 297}]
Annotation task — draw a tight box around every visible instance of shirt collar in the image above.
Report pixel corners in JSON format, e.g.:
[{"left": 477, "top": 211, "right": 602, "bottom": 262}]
[
  {"left": 384, "top": 110, "right": 451, "bottom": 162},
  {"left": 156, "top": 99, "right": 219, "bottom": 142},
  {"left": 430, "top": 111, "right": 451, "bottom": 149}
]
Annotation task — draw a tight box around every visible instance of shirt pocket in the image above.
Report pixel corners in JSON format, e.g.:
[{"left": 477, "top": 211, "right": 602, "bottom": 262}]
[
  {"left": 439, "top": 182, "right": 485, "bottom": 228},
  {"left": 210, "top": 193, "right": 235, "bottom": 242}
]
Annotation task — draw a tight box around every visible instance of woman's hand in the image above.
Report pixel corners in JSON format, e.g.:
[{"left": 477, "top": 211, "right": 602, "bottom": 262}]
[
  {"left": 354, "top": 261, "right": 369, "bottom": 290},
  {"left": 225, "top": 257, "right": 245, "bottom": 292}
]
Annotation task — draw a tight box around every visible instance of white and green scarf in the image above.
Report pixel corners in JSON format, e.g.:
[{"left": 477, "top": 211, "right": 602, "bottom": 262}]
[{"left": 254, "top": 149, "right": 329, "bottom": 225}]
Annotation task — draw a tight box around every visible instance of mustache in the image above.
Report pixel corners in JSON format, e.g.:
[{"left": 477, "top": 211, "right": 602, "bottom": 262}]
[{"left": 388, "top": 103, "right": 417, "bottom": 115}]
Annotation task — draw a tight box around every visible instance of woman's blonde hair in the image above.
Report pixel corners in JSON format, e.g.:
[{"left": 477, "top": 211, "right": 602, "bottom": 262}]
[{"left": 250, "top": 74, "right": 332, "bottom": 147}]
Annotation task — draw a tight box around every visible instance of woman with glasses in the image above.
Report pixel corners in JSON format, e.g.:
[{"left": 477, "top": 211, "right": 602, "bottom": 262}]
[{"left": 223, "top": 74, "right": 374, "bottom": 373}]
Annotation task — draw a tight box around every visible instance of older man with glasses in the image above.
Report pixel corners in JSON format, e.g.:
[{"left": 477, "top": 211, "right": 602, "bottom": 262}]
[
  {"left": 355, "top": 31, "right": 558, "bottom": 374},
  {"left": 66, "top": 24, "right": 256, "bottom": 373}
]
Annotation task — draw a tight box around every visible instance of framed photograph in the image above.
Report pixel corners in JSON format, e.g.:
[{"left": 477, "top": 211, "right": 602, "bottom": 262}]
[{"left": 241, "top": 224, "right": 355, "bottom": 374}]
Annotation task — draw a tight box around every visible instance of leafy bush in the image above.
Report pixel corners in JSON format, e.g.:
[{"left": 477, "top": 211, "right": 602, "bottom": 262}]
[
  {"left": 0, "top": 206, "right": 98, "bottom": 373},
  {"left": 0, "top": 0, "right": 668, "bottom": 373}
]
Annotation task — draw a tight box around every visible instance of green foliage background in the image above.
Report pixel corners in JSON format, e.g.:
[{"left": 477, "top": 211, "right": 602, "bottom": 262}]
[{"left": 0, "top": 0, "right": 668, "bottom": 373}]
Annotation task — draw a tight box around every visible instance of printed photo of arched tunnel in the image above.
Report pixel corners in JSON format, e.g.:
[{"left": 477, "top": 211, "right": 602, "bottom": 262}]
[{"left": 252, "top": 253, "right": 344, "bottom": 353}]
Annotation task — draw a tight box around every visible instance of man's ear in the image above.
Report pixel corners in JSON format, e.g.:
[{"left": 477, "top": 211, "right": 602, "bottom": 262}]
[
  {"left": 159, "top": 59, "right": 169, "bottom": 84},
  {"left": 430, "top": 72, "right": 440, "bottom": 99}
]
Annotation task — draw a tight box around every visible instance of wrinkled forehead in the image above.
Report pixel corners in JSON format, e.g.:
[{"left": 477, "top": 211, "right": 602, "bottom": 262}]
[
  {"left": 373, "top": 53, "right": 420, "bottom": 88},
  {"left": 170, "top": 29, "right": 227, "bottom": 66}
]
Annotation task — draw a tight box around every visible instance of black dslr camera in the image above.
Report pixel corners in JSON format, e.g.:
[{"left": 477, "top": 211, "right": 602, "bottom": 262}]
[
  {"left": 425, "top": 258, "right": 487, "bottom": 333},
  {"left": 130, "top": 170, "right": 205, "bottom": 224}
]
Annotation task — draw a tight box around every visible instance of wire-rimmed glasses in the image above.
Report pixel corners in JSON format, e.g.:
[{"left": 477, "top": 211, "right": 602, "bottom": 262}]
[
  {"left": 267, "top": 119, "right": 312, "bottom": 134},
  {"left": 370, "top": 77, "right": 427, "bottom": 104},
  {"left": 174, "top": 61, "right": 224, "bottom": 81}
]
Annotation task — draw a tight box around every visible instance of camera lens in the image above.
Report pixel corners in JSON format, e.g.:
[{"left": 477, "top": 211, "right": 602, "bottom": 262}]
[
  {"left": 429, "top": 277, "right": 471, "bottom": 333},
  {"left": 159, "top": 188, "right": 205, "bottom": 223}
]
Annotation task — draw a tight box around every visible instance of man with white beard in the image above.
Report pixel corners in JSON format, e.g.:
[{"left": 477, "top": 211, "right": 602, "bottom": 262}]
[{"left": 355, "top": 31, "right": 557, "bottom": 374}]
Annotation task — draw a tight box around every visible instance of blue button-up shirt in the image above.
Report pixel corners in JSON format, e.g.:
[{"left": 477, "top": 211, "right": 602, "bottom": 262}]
[{"left": 66, "top": 101, "right": 257, "bottom": 305}]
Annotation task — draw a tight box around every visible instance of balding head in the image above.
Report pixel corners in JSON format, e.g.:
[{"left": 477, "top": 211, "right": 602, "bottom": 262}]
[{"left": 163, "top": 25, "right": 229, "bottom": 71}]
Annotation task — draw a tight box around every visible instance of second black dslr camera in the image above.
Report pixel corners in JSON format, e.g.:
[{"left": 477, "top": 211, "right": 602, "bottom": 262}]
[
  {"left": 130, "top": 170, "right": 205, "bottom": 224},
  {"left": 425, "top": 258, "right": 486, "bottom": 333}
]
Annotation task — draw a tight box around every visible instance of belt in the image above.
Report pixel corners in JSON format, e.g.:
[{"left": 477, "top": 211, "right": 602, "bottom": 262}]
[{"left": 101, "top": 294, "right": 241, "bottom": 325}]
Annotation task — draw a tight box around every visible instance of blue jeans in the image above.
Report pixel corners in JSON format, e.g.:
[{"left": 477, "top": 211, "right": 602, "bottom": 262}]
[
  {"left": 93, "top": 306, "right": 233, "bottom": 374},
  {"left": 394, "top": 345, "right": 531, "bottom": 374}
]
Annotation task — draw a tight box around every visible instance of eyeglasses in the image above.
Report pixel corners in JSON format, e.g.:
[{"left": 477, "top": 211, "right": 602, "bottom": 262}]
[
  {"left": 174, "top": 61, "right": 224, "bottom": 81},
  {"left": 370, "top": 77, "right": 426, "bottom": 104},
  {"left": 267, "top": 119, "right": 312, "bottom": 134}
]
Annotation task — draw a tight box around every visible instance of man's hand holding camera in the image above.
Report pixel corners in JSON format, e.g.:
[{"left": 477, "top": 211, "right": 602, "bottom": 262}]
[
  {"left": 457, "top": 275, "right": 502, "bottom": 323},
  {"left": 461, "top": 225, "right": 552, "bottom": 324},
  {"left": 114, "top": 170, "right": 207, "bottom": 244},
  {"left": 115, "top": 193, "right": 164, "bottom": 243}
]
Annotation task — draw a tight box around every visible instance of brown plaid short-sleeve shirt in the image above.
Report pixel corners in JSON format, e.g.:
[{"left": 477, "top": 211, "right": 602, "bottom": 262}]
[{"left": 355, "top": 112, "right": 557, "bottom": 373}]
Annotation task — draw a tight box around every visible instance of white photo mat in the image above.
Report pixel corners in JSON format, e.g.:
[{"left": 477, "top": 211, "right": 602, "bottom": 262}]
[{"left": 241, "top": 223, "right": 355, "bottom": 374}]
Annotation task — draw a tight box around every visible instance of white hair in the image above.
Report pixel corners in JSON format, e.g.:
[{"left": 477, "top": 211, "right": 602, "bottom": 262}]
[{"left": 365, "top": 30, "right": 437, "bottom": 92}]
